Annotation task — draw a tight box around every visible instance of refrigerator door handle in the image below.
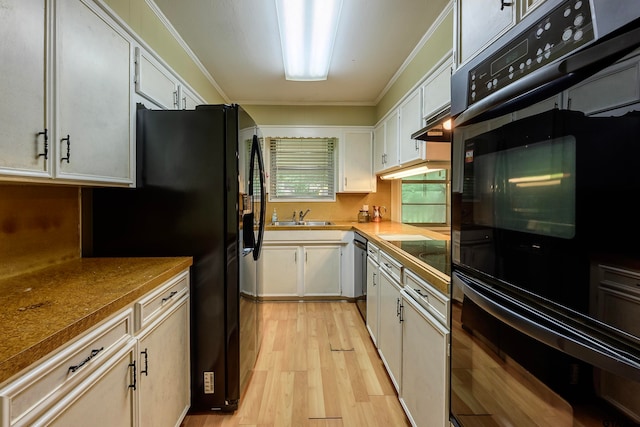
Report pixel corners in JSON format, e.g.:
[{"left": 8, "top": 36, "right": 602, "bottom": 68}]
[{"left": 249, "top": 134, "right": 266, "bottom": 261}]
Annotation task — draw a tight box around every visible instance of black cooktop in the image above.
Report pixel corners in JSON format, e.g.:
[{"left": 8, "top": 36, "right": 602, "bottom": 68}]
[{"left": 385, "top": 239, "right": 451, "bottom": 276}]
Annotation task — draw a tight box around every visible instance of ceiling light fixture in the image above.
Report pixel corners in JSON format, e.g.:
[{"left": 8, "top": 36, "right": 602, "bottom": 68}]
[{"left": 275, "top": 0, "right": 343, "bottom": 81}]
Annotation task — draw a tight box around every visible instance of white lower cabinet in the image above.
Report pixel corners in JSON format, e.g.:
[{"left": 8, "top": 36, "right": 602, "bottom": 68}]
[
  {"left": 400, "top": 292, "right": 449, "bottom": 427},
  {"left": 260, "top": 246, "right": 299, "bottom": 296},
  {"left": 377, "top": 267, "right": 403, "bottom": 392},
  {"left": 303, "top": 246, "right": 341, "bottom": 296},
  {"left": 368, "top": 246, "right": 451, "bottom": 427},
  {"left": 260, "top": 244, "right": 342, "bottom": 297},
  {"left": 136, "top": 281, "right": 190, "bottom": 427},
  {"left": 38, "top": 341, "right": 137, "bottom": 427},
  {"left": 0, "top": 270, "right": 190, "bottom": 427},
  {"left": 366, "top": 254, "right": 380, "bottom": 346},
  {"left": 400, "top": 269, "right": 450, "bottom": 427}
]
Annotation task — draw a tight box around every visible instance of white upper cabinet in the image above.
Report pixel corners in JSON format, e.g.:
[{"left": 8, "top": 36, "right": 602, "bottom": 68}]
[
  {"left": 421, "top": 57, "right": 452, "bottom": 122},
  {"left": 384, "top": 111, "right": 400, "bottom": 171},
  {"left": 373, "top": 123, "right": 386, "bottom": 174},
  {"left": 0, "top": 0, "right": 134, "bottom": 186},
  {"left": 455, "top": 0, "right": 548, "bottom": 67},
  {"left": 55, "top": 0, "right": 133, "bottom": 184},
  {"left": 456, "top": 0, "right": 516, "bottom": 66},
  {"left": 371, "top": 110, "right": 402, "bottom": 176},
  {"left": 374, "top": 114, "right": 400, "bottom": 174},
  {"left": 339, "top": 130, "right": 375, "bottom": 192},
  {"left": 179, "top": 85, "right": 203, "bottom": 110},
  {"left": 135, "top": 47, "right": 205, "bottom": 111},
  {"left": 399, "top": 89, "right": 423, "bottom": 166},
  {"left": 135, "top": 47, "right": 180, "bottom": 110},
  {"left": 0, "top": 0, "right": 49, "bottom": 179}
]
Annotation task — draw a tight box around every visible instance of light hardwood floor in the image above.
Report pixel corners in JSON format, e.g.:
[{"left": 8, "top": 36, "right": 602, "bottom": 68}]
[{"left": 181, "top": 302, "right": 410, "bottom": 427}]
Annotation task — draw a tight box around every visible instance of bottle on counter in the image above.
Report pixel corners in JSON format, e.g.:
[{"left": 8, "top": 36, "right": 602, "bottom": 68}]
[{"left": 272, "top": 208, "right": 278, "bottom": 224}]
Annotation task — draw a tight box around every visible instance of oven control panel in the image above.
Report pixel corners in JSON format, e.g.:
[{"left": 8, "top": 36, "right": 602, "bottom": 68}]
[{"left": 467, "top": 0, "right": 594, "bottom": 107}]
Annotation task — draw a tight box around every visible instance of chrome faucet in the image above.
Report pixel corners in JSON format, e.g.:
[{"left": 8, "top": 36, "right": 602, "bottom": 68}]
[{"left": 299, "top": 209, "right": 311, "bottom": 222}]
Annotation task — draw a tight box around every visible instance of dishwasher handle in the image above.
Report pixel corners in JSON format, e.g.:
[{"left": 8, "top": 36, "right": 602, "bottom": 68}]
[{"left": 354, "top": 240, "right": 367, "bottom": 250}]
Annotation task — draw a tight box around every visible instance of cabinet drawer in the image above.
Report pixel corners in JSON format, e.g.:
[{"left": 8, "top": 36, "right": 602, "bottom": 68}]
[
  {"left": 379, "top": 251, "right": 402, "bottom": 284},
  {"left": 135, "top": 271, "right": 189, "bottom": 331},
  {"left": 0, "top": 309, "right": 133, "bottom": 427},
  {"left": 404, "top": 269, "right": 449, "bottom": 328},
  {"left": 367, "top": 242, "right": 380, "bottom": 263}
]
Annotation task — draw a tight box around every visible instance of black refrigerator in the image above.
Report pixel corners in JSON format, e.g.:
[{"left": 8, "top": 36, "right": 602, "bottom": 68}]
[{"left": 84, "top": 104, "right": 266, "bottom": 412}]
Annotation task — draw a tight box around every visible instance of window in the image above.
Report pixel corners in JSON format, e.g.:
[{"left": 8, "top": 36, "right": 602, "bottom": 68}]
[
  {"left": 401, "top": 169, "right": 448, "bottom": 225},
  {"left": 269, "top": 137, "right": 336, "bottom": 201}
]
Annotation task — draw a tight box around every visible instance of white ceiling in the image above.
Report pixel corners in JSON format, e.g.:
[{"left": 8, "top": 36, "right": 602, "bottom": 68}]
[{"left": 150, "top": 0, "right": 451, "bottom": 106}]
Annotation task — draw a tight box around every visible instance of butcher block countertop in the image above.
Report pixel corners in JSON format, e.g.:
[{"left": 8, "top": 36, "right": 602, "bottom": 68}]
[
  {"left": 266, "top": 220, "right": 451, "bottom": 294},
  {"left": 0, "top": 257, "right": 192, "bottom": 384}
]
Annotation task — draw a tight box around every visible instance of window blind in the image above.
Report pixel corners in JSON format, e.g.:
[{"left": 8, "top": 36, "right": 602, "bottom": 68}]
[{"left": 269, "top": 137, "right": 336, "bottom": 200}]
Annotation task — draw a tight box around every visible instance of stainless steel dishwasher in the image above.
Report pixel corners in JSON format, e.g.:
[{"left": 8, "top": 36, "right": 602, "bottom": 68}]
[{"left": 354, "top": 232, "right": 367, "bottom": 321}]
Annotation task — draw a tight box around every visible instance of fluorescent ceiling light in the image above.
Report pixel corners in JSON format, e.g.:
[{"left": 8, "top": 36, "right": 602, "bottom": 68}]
[
  {"left": 275, "top": 0, "right": 343, "bottom": 81},
  {"left": 381, "top": 165, "right": 445, "bottom": 180}
]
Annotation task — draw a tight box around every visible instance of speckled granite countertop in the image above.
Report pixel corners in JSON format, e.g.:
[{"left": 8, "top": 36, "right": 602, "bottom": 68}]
[
  {"left": 0, "top": 257, "right": 192, "bottom": 385},
  {"left": 266, "top": 220, "right": 451, "bottom": 294}
]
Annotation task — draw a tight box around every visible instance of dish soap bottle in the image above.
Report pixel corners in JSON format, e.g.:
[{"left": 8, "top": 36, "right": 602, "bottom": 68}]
[{"left": 271, "top": 208, "right": 278, "bottom": 224}]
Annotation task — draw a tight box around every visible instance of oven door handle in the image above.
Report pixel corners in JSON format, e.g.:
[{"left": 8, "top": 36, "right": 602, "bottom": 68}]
[
  {"left": 457, "top": 272, "right": 640, "bottom": 382},
  {"left": 454, "top": 26, "right": 640, "bottom": 127}
]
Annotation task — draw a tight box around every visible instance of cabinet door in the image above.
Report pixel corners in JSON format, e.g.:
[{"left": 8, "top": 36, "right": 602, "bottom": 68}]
[
  {"left": 135, "top": 47, "right": 179, "bottom": 110},
  {"left": 55, "top": 0, "right": 133, "bottom": 184},
  {"left": 522, "top": 0, "right": 547, "bottom": 18},
  {"left": 138, "top": 296, "right": 190, "bottom": 427},
  {"left": 399, "top": 89, "right": 423, "bottom": 165},
  {"left": 373, "top": 123, "right": 386, "bottom": 174},
  {"left": 304, "top": 246, "right": 341, "bottom": 295},
  {"left": 422, "top": 58, "right": 452, "bottom": 121},
  {"left": 457, "top": 0, "right": 515, "bottom": 65},
  {"left": 378, "top": 269, "right": 403, "bottom": 391},
  {"left": 340, "top": 131, "right": 374, "bottom": 192},
  {"left": 401, "top": 297, "right": 449, "bottom": 427},
  {"left": 366, "top": 257, "right": 380, "bottom": 346},
  {"left": 383, "top": 111, "right": 400, "bottom": 170},
  {"left": 179, "top": 85, "right": 203, "bottom": 110},
  {"left": 260, "top": 246, "right": 299, "bottom": 296},
  {"left": 39, "top": 342, "right": 136, "bottom": 427},
  {"left": 0, "top": 0, "right": 50, "bottom": 178}
]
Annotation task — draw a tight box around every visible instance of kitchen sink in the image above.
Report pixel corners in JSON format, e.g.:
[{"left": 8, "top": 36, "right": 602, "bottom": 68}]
[{"left": 271, "top": 221, "right": 334, "bottom": 226}]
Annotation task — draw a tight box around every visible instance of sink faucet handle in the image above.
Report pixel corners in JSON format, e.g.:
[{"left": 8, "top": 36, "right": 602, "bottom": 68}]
[{"left": 299, "top": 208, "right": 311, "bottom": 221}]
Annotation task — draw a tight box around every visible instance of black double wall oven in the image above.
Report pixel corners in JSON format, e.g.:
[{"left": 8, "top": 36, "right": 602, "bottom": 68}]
[{"left": 450, "top": 1, "right": 640, "bottom": 426}]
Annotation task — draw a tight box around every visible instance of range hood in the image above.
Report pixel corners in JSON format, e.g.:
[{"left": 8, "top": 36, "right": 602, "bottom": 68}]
[{"left": 411, "top": 107, "right": 451, "bottom": 142}]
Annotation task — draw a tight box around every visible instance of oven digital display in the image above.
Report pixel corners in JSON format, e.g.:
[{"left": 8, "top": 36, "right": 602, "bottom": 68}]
[{"left": 490, "top": 39, "right": 528, "bottom": 76}]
